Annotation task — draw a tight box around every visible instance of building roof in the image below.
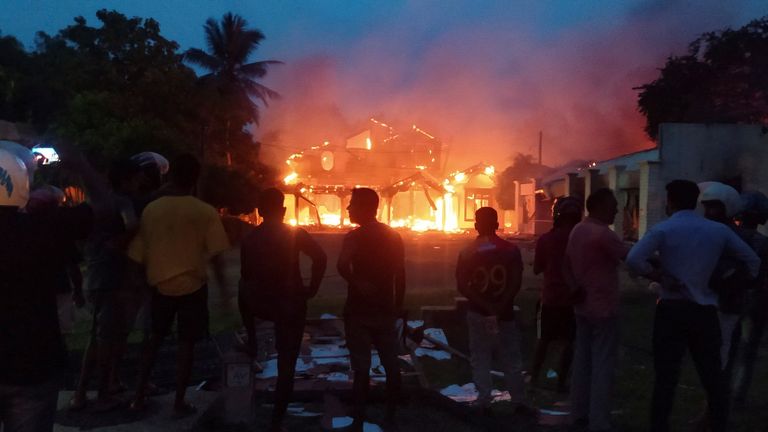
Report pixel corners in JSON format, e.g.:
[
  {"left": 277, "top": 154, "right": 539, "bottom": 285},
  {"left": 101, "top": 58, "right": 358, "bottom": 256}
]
[{"left": 589, "top": 147, "right": 659, "bottom": 174}]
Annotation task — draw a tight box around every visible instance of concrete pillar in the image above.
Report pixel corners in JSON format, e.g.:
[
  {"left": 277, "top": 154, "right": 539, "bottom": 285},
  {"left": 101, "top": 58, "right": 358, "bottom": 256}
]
[
  {"left": 513, "top": 180, "right": 521, "bottom": 232},
  {"left": 639, "top": 161, "right": 664, "bottom": 238},
  {"left": 608, "top": 165, "right": 626, "bottom": 237},
  {"left": 583, "top": 169, "right": 600, "bottom": 214},
  {"left": 565, "top": 173, "right": 579, "bottom": 197},
  {"left": 338, "top": 193, "right": 350, "bottom": 226}
]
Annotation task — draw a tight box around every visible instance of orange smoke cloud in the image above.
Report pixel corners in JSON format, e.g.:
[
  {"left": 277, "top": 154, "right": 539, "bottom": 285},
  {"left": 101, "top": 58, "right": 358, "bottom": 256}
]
[{"left": 257, "top": 1, "right": 761, "bottom": 170}]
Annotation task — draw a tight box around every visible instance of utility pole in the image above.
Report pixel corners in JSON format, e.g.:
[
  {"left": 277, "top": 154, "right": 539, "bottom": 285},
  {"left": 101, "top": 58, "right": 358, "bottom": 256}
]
[{"left": 538, "top": 131, "right": 543, "bottom": 166}]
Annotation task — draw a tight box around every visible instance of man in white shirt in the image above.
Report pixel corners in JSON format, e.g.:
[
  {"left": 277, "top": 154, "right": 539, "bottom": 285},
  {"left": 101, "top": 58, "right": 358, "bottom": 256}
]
[{"left": 626, "top": 180, "right": 759, "bottom": 432}]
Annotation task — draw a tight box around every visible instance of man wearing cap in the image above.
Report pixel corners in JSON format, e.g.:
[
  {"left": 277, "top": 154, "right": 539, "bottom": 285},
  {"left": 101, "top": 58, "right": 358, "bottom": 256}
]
[
  {"left": 0, "top": 145, "right": 93, "bottom": 432},
  {"left": 338, "top": 188, "right": 405, "bottom": 430},
  {"left": 733, "top": 191, "right": 768, "bottom": 405},
  {"left": 627, "top": 180, "right": 759, "bottom": 432},
  {"left": 699, "top": 182, "right": 752, "bottom": 375},
  {"left": 457, "top": 207, "right": 535, "bottom": 417},
  {"left": 240, "top": 188, "right": 327, "bottom": 432},
  {"left": 129, "top": 154, "right": 230, "bottom": 416},
  {"left": 531, "top": 196, "right": 582, "bottom": 392}
]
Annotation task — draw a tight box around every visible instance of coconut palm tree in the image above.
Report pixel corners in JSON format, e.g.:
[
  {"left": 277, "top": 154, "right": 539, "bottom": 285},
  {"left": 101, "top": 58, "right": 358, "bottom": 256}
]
[{"left": 185, "top": 12, "right": 281, "bottom": 164}]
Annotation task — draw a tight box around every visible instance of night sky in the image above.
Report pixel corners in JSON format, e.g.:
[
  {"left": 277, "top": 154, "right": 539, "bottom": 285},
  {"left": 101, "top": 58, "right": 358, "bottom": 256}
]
[{"left": 2, "top": 1, "right": 766, "bottom": 167}]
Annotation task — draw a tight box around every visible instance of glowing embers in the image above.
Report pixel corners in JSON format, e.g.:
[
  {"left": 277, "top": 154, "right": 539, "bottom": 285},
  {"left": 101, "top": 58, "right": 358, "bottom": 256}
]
[
  {"left": 283, "top": 172, "right": 298, "bottom": 185},
  {"left": 284, "top": 191, "right": 351, "bottom": 228},
  {"left": 386, "top": 192, "right": 460, "bottom": 233}
]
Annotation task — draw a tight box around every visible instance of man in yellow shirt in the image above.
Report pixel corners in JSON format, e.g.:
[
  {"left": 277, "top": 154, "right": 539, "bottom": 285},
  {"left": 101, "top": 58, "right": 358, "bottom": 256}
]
[{"left": 128, "top": 154, "right": 229, "bottom": 416}]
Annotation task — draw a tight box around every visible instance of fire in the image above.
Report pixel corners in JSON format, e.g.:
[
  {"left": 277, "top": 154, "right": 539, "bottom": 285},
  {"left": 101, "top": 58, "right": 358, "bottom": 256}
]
[
  {"left": 283, "top": 172, "right": 298, "bottom": 185},
  {"left": 275, "top": 133, "right": 497, "bottom": 234}
]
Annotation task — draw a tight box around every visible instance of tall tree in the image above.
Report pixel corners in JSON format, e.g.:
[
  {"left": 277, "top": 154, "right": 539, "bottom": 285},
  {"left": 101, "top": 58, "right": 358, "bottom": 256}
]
[
  {"left": 184, "top": 13, "right": 281, "bottom": 164},
  {"left": 0, "top": 33, "right": 32, "bottom": 123},
  {"left": 19, "top": 10, "right": 203, "bottom": 166},
  {"left": 637, "top": 17, "right": 768, "bottom": 140}
]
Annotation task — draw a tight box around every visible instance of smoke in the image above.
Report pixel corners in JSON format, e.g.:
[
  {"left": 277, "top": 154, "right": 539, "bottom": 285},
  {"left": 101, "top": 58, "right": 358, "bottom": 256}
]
[{"left": 257, "top": 1, "right": 765, "bottom": 170}]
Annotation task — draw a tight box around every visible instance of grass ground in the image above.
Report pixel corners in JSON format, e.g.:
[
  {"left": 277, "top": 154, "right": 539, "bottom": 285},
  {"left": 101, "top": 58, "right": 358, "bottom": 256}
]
[{"left": 61, "top": 232, "right": 768, "bottom": 431}]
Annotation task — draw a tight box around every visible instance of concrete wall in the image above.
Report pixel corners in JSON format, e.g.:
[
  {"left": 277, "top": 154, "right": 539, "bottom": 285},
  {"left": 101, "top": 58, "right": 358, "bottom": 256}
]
[
  {"left": 658, "top": 123, "right": 768, "bottom": 186},
  {"left": 643, "top": 123, "right": 768, "bottom": 236}
]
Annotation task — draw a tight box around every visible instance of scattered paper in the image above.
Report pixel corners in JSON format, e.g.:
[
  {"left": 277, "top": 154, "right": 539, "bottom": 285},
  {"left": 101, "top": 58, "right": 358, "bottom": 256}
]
[
  {"left": 330, "top": 417, "right": 381, "bottom": 431},
  {"left": 295, "top": 358, "right": 314, "bottom": 373},
  {"left": 254, "top": 359, "right": 278, "bottom": 379},
  {"left": 325, "top": 372, "right": 351, "bottom": 382},
  {"left": 414, "top": 327, "right": 452, "bottom": 360},
  {"left": 286, "top": 404, "right": 323, "bottom": 417},
  {"left": 440, "top": 383, "right": 511, "bottom": 403},
  {"left": 414, "top": 347, "right": 451, "bottom": 360},
  {"left": 539, "top": 409, "right": 570, "bottom": 416},
  {"left": 441, "top": 383, "right": 478, "bottom": 403},
  {"left": 332, "top": 417, "right": 354, "bottom": 428},
  {"left": 310, "top": 344, "right": 350, "bottom": 358},
  {"left": 407, "top": 320, "right": 424, "bottom": 329},
  {"left": 314, "top": 357, "right": 350, "bottom": 366},
  {"left": 422, "top": 328, "right": 448, "bottom": 346}
]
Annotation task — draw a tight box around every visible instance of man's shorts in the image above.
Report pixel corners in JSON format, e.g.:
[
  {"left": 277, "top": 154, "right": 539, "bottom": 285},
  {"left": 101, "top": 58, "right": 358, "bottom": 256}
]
[
  {"left": 151, "top": 285, "right": 209, "bottom": 342},
  {"left": 344, "top": 315, "right": 398, "bottom": 372},
  {"left": 88, "top": 290, "right": 141, "bottom": 342}
]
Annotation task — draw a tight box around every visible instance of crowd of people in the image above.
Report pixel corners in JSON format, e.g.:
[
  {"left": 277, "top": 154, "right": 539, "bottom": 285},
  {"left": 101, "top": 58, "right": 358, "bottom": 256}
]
[{"left": 1, "top": 140, "right": 767, "bottom": 432}]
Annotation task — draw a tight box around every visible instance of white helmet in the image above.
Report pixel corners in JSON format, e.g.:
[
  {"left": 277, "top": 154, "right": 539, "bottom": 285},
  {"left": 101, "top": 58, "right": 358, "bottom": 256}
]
[
  {"left": 0, "top": 148, "right": 30, "bottom": 207},
  {"left": 0, "top": 140, "right": 36, "bottom": 182},
  {"left": 698, "top": 181, "right": 742, "bottom": 218},
  {"left": 131, "top": 152, "right": 170, "bottom": 175}
]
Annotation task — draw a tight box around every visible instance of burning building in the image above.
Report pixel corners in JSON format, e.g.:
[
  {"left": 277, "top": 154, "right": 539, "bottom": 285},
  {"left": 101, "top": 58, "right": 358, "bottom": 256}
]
[{"left": 280, "top": 118, "right": 498, "bottom": 232}]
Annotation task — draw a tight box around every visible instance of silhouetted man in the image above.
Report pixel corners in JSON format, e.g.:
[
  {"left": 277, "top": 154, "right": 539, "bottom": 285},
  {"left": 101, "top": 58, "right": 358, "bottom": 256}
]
[
  {"left": 733, "top": 192, "right": 768, "bottom": 406},
  {"left": 338, "top": 188, "right": 405, "bottom": 430},
  {"left": 457, "top": 207, "right": 535, "bottom": 417},
  {"left": 565, "top": 188, "right": 629, "bottom": 432},
  {"left": 627, "top": 180, "right": 759, "bottom": 432},
  {"left": 531, "top": 196, "right": 582, "bottom": 392},
  {"left": 240, "top": 188, "right": 326, "bottom": 432},
  {"left": 71, "top": 159, "right": 142, "bottom": 412},
  {"left": 0, "top": 146, "right": 93, "bottom": 432},
  {"left": 128, "top": 154, "right": 230, "bottom": 416}
]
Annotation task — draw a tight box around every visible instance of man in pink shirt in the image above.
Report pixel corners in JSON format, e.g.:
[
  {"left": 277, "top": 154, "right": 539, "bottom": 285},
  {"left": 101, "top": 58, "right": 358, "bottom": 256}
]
[{"left": 565, "top": 188, "right": 630, "bottom": 432}]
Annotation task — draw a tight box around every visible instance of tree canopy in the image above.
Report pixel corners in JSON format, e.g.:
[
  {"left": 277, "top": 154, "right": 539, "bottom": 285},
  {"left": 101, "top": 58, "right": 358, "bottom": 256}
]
[
  {"left": 636, "top": 17, "right": 768, "bottom": 140},
  {"left": 0, "top": 10, "right": 280, "bottom": 214},
  {"left": 184, "top": 12, "right": 281, "bottom": 165}
]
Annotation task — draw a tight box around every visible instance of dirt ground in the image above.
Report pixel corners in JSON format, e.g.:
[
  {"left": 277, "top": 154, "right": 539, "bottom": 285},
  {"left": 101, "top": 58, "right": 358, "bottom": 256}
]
[{"left": 59, "top": 230, "right": 768, "bottom": 432}]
